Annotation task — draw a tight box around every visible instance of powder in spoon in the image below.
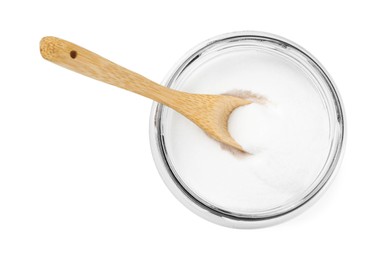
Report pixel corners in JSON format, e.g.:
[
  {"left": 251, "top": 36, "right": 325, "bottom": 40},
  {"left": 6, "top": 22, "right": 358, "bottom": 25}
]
[
  {"left": 228, "top": 102, "right": 276, "bottom": 154},
  {"left": 219, "top": 90, "right": 269, "bottom": 155}
]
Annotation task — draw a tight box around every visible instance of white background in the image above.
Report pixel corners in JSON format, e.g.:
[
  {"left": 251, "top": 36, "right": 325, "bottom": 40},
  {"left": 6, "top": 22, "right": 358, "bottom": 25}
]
[{"left": 0, "top": 0, "right": 385, "bottom": 259}]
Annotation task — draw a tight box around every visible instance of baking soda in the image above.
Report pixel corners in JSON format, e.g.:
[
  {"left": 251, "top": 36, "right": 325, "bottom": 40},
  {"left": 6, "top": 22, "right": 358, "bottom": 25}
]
[{"left": 163, "top": 49, "right": 331, "bottom": 215}]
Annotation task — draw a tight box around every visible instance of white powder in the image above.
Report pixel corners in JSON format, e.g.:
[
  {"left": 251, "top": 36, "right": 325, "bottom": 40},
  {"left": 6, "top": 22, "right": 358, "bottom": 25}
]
[
  {"left": 228, "top": 102, "right": 279, "bottom": 155},
  {"left": 163, "top": 49, "right": 331, "bottom": 215}
]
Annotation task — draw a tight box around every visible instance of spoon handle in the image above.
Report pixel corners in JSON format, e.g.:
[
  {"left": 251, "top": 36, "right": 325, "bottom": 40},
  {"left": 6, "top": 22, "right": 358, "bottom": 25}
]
[{"left": 40, "top": 36, "right": 181, "bottom": 106}]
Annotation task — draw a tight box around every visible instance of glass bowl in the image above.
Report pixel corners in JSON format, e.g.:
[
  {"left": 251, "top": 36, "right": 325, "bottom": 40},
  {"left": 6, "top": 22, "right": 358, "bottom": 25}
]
[{"left": 149, "top": 31, "right": 345, "bottom": 228}]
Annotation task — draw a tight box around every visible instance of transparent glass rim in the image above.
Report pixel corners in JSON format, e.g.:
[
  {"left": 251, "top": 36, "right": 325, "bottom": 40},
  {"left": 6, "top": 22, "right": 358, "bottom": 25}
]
[{"left": 149, "top": 31, "right": 346, "bottom": 228}]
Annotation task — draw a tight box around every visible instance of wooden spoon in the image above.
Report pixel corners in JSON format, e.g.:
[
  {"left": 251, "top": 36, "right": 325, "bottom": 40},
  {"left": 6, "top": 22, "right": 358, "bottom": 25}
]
[{"left": 40, "top": 37, "right": 251, "bottom": 152}]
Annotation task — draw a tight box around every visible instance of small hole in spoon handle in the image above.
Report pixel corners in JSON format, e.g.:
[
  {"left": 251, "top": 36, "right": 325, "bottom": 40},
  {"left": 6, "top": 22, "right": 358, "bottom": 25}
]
[{"left": 70, "top": 50, "right": 77, "bottom": 59}]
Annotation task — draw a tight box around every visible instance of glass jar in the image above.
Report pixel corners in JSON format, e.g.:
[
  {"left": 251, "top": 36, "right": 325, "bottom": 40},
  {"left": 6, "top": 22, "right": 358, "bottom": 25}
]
[{"left": 149, "top": 31, "right": 345, "bottom": 228}]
